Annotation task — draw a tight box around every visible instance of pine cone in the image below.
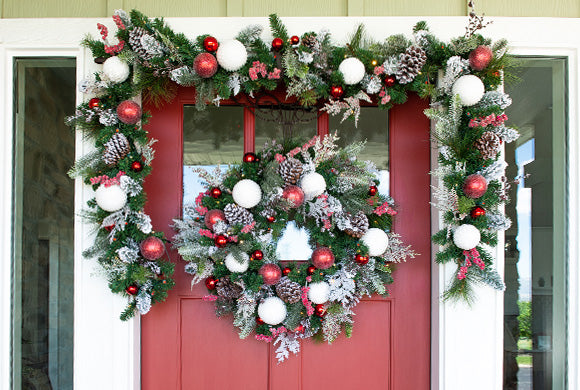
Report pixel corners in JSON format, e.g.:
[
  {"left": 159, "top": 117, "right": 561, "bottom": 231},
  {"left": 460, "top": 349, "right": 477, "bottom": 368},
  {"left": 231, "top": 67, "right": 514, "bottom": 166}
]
[
  {"left": 224, "top": 203, "right": 254, "bottom": 226},
  {"left": 275, "top": 277, "right": 302, "bottom": 304},
  {"left": 474, "top": 131, "right": 501, "bottom": 160},
  {"left": 344, "top": 211, "right": 369, "bottom": 238},
  {"left": 129, "top": 27, "right": 151, "bottom": 59},
  {"left": 216, "top": 277, "right": 243, "bottom": 299},
  {"left": 395, "top": 46, "right": 427, "bottom": 84},
  {"left": 103, "top": 133, "right": 130, "bottom": 165},
  {"left": 279, "top": 157, "right": 303, "bottom": 186},
  {"left": 301, "top": 34, "right": 318, "bottom": 49}
]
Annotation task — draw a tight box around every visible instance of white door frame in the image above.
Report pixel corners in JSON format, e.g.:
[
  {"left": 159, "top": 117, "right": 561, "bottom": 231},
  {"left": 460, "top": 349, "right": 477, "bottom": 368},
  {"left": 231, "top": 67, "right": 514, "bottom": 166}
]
[{"left": 0, "top": 16, "right": 578, "bottom": 390}]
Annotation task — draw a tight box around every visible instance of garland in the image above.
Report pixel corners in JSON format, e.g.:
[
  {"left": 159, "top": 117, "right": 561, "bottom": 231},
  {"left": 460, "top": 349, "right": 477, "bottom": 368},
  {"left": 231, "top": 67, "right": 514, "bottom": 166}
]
[{"left": 67, "top": 8, "right": 516, "bottom": 320}]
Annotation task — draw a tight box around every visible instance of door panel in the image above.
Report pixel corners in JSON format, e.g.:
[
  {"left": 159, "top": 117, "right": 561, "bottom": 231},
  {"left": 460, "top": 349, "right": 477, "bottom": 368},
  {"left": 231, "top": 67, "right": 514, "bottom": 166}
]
[{"left": 142, "top": 87, "right": 430, "bottom": 389}]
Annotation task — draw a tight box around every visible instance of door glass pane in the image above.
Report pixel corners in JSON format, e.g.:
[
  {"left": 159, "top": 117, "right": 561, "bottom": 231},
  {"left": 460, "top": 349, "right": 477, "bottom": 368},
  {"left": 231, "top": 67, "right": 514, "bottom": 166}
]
[
  {"left": 503, "top": 57, "right": 567, "bottom": 390},
  {"left": 12, "top": 58, "right": 76, "bottom": 390}
]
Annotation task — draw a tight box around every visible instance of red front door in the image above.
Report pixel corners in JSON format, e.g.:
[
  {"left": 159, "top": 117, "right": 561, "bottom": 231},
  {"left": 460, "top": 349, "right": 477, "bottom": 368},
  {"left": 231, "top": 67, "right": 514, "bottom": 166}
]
[{"left": 141, "top": 87, "right": 431, "bottom": 389}]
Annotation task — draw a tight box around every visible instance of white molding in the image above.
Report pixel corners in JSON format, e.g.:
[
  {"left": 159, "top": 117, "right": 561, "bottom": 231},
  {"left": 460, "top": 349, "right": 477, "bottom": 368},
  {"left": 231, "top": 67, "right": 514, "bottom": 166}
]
[{"left": 0, "top": 15, "right": 578, "bottom": 390}]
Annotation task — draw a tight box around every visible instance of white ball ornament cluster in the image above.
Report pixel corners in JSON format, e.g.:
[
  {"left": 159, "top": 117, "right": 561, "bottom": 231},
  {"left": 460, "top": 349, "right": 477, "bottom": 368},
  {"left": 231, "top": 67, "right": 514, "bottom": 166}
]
[
  {"left": 95, "top": 184, "right": 127, "bottom": 212},
  {"left": 338, "top": 57, "right": 366, "bottom": 85},
  {"left": 361, "top": 228, "right": 389, "bottom": 256},
  {"left": 232, "top": 179, "right": 262, "bottom": 208},
  {"left": 102, "top": 56, "right": 130, "bottom": 83},
  {"left": 216, "top": 40, "right": 248, "bottom": 72},
  {"left": 452, "top": 75, "right": 485, "bottom": 106},
  {"left": 258, "top": 297, "right": 287, "bottom": 325},
  {"left": 308, "top": 281, "right": 330, "bottom": 304},
  {"left": 453, "top": 224, "right": 481, "bottom": 250},
  {"left": 224, "top": 252, "right": 250, "bottom": 273},
  {"left": 300, "top": 172, "right": 327, "bottom": 200}
]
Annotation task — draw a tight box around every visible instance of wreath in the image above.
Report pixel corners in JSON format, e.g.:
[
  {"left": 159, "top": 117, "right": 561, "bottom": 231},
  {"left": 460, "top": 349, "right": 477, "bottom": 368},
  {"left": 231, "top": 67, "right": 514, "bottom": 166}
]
[
  {"left": 172, "top": 134, "right": 414, "bottom": 361},
  {"left": 67, "top": 7, "right": 517, "bottom": 322}
]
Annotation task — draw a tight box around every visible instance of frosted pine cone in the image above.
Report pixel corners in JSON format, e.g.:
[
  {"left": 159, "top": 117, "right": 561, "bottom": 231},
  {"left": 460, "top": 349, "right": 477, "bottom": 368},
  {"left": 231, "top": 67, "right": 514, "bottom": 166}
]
[
  {"left": 344, "top": 211, "right": 369, "bottom": 238},
  {"left": 128, "top": 27, "right": 148, "bottom": 58},
  {"left": 279, "top": 157, "right": 303, "bottom": 186},
  {"left": 302, "top": 34, "right": 318, "bottom": 48},
  {"left": 103, "top": 133, "right": 130, "bottom": 165},
  {"left": 395, "top": 46, "right": 427, "bottom": 84},
  {"left": 474, "top": 131, "right": 501, "bottom": 160},
  {"left": 216, "top": 277, "right": 243, "bottom": 299},
  {"left": 275, "top": 277, "right": 302, "bottom": 304},
  {"left": 224, "top": 203, "right": 254, "bottom": 226}
]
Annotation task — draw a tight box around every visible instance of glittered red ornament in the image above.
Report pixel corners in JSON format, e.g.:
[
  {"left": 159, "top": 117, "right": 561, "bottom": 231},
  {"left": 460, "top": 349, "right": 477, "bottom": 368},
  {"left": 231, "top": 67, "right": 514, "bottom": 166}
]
[
  {"left": 252, "top": 250, "right": 264, "bottom": 260},
  {"left": 470, "top": 206, "right": 486, "bottom": 218},
  {"left": 294, "top": 324, "right": 304, "bottom": 333},
  {"left": 259, "top": 264, "right": 282, "bottom": 285},
  {"left": 330, "top": 85, "right": 344, "bottom": 99},
  {"left": 205, "top": 276, "right": 218, "bottom": 290},
  {"left": 130, "top": 160, "right": 143, "bottom": 172},
  {"left": 307, "top": 266, "right": 316, "bottom": 275},
  {"left": 193, "top": 52, "right": 218, "bottom": 78},
  {"left": 314, "top": 304, "right": 327, "bottom": 317},
  {"left": 355, "top": 254, "right": 369, "bottom": 265},
  {"left": 282, "top": 267, "right": 291, "bottom": 276},
  {"left": 272, "top": 37, "right": 284, "bottom": 51},
  {"left": 88, "top": 97, "right": 100, "bottom": 108},
  {"left": 243, "top": 152, "right": 257, "bottom": 163},
  {"left": 203, "top": 36, "right": 219, "bottom": 52},
  {"left": 117, "top": 100, "right": 142, "bottom": 124},
  {"left": 140, "top": 236, "right": 165, "bottom": 260},
  {"left": 384, "top": 75, "right": 396, "bottom": 87},
  {"left": 368, "top": 185, "right": 378, "bottom": 196},
  {"left": 210, "top": 187, "right": 222, "bottom": 198},
  {"left": 256, "top": 317, "right": 265, "bottom": 325},
  {"left": 311, "top": 246, "right": 335, "bottom": 269},
  {"left": 126, "top": 285, "right": 138, "bottom": 295},
  {"left": 205, "top": 209, "right": 226, "bottom": 230},
  {"left": 469, "top": 45, "right": 493, "bottom": 71},
  {"left": 290, "top": 35, "right": 300, "bottom": 45},
  {"left": 463, "top": 174, "right": 488, "bottom": 199},
  {"left": 267, "top": 215, "right": 276, "bottom": 223},
  {"left": 282, "top": 185, "right": 305, "bottom": 208},
  {"left": 214, "top": 234, "right": 228, "bottom": 248}
]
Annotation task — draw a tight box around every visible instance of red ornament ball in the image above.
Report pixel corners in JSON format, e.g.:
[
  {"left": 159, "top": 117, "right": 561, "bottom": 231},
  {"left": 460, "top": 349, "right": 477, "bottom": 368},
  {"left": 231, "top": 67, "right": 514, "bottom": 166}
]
[
  {"left": 368, "top": 185, "right": 378, "bottom": 196},
  {"left": 140, "top": 236, "right": 165, "bottom": 260},
  {"left": 463, "top": 174, "right": 488, "bottom": 199},
  {"left": 214, "top": 234, "right": 228, "bottom": 248},
  {"left": 307, "top": 266, "right": 316, "bottom": 275},
  {"left": 311, "top": 247, "right": 335, "bottom": 269},
  {"left": 470, "top": 206, "right": 486, "bottom": 218},
  {"left": 469, "top": 45, "right": 493, "bottom": 71},
  {"left": 294, "top": 324, "right": 304, "bottom": 333},
  {"left": 193, "top": 52, "right": 218, "bottom": 78},
  {"left": 210, "top": 187, "right": 222, "bottom": 198},
  {"left": 290, "top": 35, "right": 300, "bottom": 45},
  {"left": 330, "top": 85, "right": 344, "bottom": 99},
  {"left": 355, "top": 254, "right": 369, "bottom": 265},
  {"left": 130, "top": 161, "right": 143, "bottom": 172},
  {"left": 117, "top": 100, "right": 142, "bottom": 124},
  {"left": 259, "top": 263, "right": 282, "bottom": 285},
  {"left": 272, "top": 37, "right": 284, "bottom": 51},
  {"left": 243, "top": 152, "right": 258, "bottom": 163},
  {"left": 203, "top": 36, "right": 219, "bottom": 52},
  {"left": 205, "top": 276, "right": 218, "bottom": 290},
  {"left": 252, "top": 250, "right": 264, "bottom": 260},
  {"left": 282, "top": 267, "right": 291, "bottom": 276},
  {"left": 282, "top": 185, "right": 305, "bottom": 208},
  {"left": 126, "top": 285, "right": 139, "bottom": 295},
  {"left": 384, "top": 75, "right": 396, "bottom": 87},
  {"left": 314, "top": 304, "right": 327, "bottom": 317},
  {"left": 256, "top": 317, "right": 265, "bottom": 325},
  {"left": 88, "top": 97, "right": 100, "bottom": 109},
  {"left": 204, "top": 209, "right": 226, "bottom": 230},
  {"left": 266, "top": 215, "right": 276, "bottom": 223}
]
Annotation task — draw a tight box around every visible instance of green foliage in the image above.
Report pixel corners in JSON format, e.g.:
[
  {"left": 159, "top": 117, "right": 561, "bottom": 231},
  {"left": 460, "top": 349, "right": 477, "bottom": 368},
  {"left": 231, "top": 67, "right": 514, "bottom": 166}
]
[{"left": 518, "top": 300, "right": 532, "bottom": 339}]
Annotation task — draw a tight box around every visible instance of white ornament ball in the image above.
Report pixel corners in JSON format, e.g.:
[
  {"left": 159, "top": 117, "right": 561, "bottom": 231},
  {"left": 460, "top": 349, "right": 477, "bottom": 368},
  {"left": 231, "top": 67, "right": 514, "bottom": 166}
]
[
  {"left": 453, "top": 224, "right": 481, "bottom": 250},
  {"left": 102, "top": 56, "right": 130, "bottom": 84},
  {"left": 258, "top": 297, "right": 287, "bottom": 325},
  {"left": 232, "top": 179, "right": 262, "bottom": 208},
  {"left": 216, "top": 40, "right": 248, "bottom": 72},
  {"left": 300, "top": 172, "right": 327, "bottom": 200},
  {"left": 308, "top": 281, "right": 330, "bottom": 304},
  {"left": 452, "top": 75, "right": 485, "bottom": 106},
  {"left": 95, "top": 184, "right": 127, "bottom": 212},
  {"left": 361, "top": 228, "right": 389, "bottom": 256},
  {"left": 224, "top": 252, "right": 250, "bottom": 273},
  {"left": 338, "top": 57, "right": 366, "bottom": 85}
]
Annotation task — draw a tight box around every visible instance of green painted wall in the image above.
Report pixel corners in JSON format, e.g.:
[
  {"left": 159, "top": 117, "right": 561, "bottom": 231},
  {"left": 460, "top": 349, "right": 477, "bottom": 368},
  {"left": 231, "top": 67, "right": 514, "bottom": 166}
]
[{"left": 1, "top": 0, "right": 579, "bottom": 18}]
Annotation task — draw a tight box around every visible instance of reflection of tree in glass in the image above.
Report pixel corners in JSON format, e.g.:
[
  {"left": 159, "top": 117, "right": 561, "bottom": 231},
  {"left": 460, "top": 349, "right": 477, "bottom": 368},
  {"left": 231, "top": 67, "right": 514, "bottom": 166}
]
[
  {"left": 183, "top": 106, "right": 243, "bottom": 150},
  {"left": 255, "top": 107, "right": 317, "bottom": 148}
]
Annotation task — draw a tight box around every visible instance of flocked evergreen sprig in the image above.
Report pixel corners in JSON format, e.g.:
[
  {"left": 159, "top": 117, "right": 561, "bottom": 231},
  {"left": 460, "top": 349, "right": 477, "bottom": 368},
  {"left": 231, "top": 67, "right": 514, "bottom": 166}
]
[{"left": 173, "top": 134, "right": 415, "bottom": 362}]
